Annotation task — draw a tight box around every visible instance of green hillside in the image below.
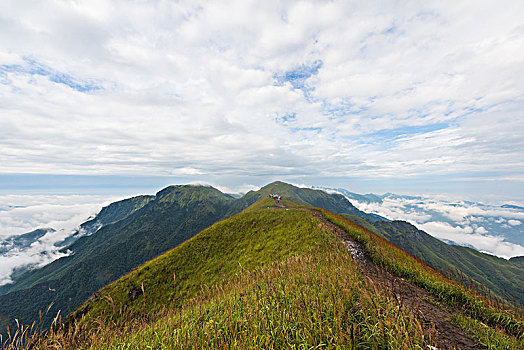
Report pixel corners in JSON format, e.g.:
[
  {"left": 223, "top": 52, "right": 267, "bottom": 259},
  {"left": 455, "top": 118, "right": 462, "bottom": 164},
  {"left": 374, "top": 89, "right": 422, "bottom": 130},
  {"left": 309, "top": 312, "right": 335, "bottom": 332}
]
[
  {"left": 0, "top": 185, "right": 235, "bottom": 335},
  {"left": 2, "top": 180, "right": 383, "bottom": 336},
  {"left": 1, "top": 181, "right": 523, "bottom": 349},
  {"left": 510, "top": 256, "right": 524, "bottom": 267},
  {"left": 234, "top": 181, "right": 386, "bottom": 222},
  {"left": 58, "top": 194, "right": 156, "bottom": 248},
  {"left": 73, "top": 198, "right": 335, "bottom": 323},
  {"left": 342, "top": 215, "right": 524, "bottom": 305},
  {"left": 0, "top": 180, "right": 387, "bottom": 334},
  {"left": 15, "top": 199, "right": 523, "bottom": 349}
]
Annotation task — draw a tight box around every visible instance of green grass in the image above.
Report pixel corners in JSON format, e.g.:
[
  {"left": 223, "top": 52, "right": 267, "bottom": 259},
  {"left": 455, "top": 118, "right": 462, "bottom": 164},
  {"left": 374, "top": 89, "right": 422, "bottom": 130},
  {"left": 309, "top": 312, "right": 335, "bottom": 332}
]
[
  {"left": 5, "top": 199, "right": 523, "bottom": 349},
  {"left": 73, "top": 200, "right": 333, "bottom": 324},
  {"left": 451, "top": 313, "right": 524, "bottom": 349},
  {"left": 95, "top": 249, "right": 430, "bottom": 349},
  {"left": 9, "top": 200, "right": 435, "bottom": 349},
  {"left": 353, "top": 216, "right": 524, "bottom": 307},
  {"left": 317, "top": 208, "right": 524, "bottom": 342},
  {"left": 27, "top": 230, "right": 432, "bottom": 349}
]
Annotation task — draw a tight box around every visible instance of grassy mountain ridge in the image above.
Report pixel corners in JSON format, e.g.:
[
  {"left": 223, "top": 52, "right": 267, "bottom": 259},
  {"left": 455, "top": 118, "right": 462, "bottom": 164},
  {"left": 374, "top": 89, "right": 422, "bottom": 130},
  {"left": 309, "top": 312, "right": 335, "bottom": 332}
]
[
  {"left": 18, "top": 199, "right": 523, "bottom": 349},
  {"left": 73, "top": 198, "right": 334, "bottom": 323},
  {"left": 1, "top": 181, "right": 523, "bottom": 348},
  {"left": 234, "top": 181, "right": 386, "bottom": 221},
  {"left": 341, "top": 214, "right": 524, "bottom": 305},
  {"left": 28, "top": 200, "right": 439, "bottom": 348}
]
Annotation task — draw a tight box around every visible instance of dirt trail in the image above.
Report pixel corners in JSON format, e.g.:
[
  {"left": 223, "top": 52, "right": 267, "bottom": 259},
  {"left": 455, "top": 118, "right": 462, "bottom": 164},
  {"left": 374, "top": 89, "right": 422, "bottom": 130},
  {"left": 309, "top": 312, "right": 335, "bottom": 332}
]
[{"left": 275, "top": 205, "right": 484, "bottom": 350}]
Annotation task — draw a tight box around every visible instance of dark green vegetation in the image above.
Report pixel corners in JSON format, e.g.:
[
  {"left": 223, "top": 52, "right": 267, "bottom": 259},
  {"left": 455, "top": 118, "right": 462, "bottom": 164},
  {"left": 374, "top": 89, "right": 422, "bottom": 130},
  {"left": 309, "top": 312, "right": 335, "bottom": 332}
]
[
  {"left": 510, "top": 256, "right": 524, "bottom": 267},
  {"left": 344, "top": 215, "right": 524, "bottom": 306},
  {"left": 0, "top": 186, "right": 235, "bottom": 335},
  {"left": 57, "top": 194, "right": 155, "bottom": 248}
]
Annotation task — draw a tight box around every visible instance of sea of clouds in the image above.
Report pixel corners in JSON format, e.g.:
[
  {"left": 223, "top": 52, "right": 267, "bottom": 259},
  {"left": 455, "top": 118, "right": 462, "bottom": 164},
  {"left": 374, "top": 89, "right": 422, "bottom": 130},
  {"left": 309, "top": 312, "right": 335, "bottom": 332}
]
[
  {"left": 0, "top": 194, "right": 119, "bottom": 285},
  {"left": 349, "top": 195, "right": 524, "bottom": 259}
]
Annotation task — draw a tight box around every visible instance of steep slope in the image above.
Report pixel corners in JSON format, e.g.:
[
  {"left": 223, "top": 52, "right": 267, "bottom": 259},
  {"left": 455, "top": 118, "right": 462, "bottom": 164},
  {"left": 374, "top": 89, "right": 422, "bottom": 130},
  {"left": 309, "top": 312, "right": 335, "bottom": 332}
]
[
  {"left": 0, "top": 185, "right": 234, "bottom": 335},
  {"left": 22, "top": 199, "right": 523, "bottom": 349},
  {"left": 0, "top": 195, "right": 155, "bottom": 297},
  {"left": 73, "top": 198, "right": 336, "bottom": 323},
  {"left": 510, "top": 256, "right": 524, "bottom": 267},
  {"left": 375, "top": 220, "right": 524, "bottom": 304},
  {"left": 342, "top": 214, "right": 524, "bottom": 305},
  {"left": 57, "top": 194, "right": 155, "bottom": 247}
]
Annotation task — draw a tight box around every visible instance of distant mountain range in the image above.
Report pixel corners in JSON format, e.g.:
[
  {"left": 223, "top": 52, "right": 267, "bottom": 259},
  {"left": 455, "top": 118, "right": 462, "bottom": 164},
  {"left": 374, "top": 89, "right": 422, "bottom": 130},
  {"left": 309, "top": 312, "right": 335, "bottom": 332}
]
[
  {"left": 0, "top": 181, "right": 522, "bottom": 339},
  {"left": 321, "top": 187, "right": 524, "bottom": 250}
]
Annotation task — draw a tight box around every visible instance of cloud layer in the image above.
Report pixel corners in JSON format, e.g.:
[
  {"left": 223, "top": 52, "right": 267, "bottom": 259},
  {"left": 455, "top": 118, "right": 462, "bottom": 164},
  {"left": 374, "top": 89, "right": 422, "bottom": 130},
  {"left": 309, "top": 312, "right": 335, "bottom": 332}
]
[
  {"left": 0, "top": 194, "right": 118, "bottom": 285},
  {"left": 0, "top": 0, "right": 523, "bottom": 198},
  {"left": 351, "top": 195, "right": 524, "bottom": 258}
]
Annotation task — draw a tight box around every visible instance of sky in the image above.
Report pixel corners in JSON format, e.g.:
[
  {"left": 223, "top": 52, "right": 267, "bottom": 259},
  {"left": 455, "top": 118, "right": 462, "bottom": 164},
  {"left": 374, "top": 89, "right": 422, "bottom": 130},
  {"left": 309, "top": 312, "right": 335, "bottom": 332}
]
[
  {"left": 347, "top": 195, "right": 524, "bottom": 259},
  {"left": 1, "top": 0, "right": 524, "bottom": 201}
]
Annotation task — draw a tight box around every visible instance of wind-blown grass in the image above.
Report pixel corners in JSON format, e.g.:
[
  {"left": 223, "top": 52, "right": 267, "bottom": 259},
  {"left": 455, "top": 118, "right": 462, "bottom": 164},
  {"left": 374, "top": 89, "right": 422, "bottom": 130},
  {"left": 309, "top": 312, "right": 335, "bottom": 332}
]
[
  {"left": 3, "top": 199, "right": 522, "bottom": 349},
  {"left": 450, "top": 313, "right": 524, "bottom": 349},
  {"left": 25, "top": 243, "right": 432, "bottom": 349},
  {"left": 317, "top": 208, "right": 524, "bottom": 342}
]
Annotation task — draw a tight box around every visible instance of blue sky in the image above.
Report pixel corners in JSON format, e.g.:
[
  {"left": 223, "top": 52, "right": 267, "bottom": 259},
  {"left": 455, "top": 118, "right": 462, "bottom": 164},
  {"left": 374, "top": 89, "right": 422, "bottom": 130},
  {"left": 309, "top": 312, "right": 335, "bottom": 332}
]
[{"left": 1, "top": 0, "right": 523, "bottom": 202}]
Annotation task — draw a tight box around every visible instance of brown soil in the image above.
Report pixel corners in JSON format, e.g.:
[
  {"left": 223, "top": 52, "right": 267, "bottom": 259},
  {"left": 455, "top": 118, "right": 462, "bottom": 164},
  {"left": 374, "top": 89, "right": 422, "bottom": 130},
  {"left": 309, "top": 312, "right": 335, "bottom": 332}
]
[{"left": 277, "top": 205, "right": 485, "bottom": 350}]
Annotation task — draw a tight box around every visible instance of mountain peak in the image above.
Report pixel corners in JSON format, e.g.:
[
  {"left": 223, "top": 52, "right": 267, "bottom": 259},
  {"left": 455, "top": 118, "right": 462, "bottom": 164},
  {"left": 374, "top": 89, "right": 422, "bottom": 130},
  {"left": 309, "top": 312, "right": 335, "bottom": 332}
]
[
  {"left": 260, "top": 180, "right": 296, "bottom": 190},
  {"left": 154, "top": 184, "right": 231, "bottom": 203}
]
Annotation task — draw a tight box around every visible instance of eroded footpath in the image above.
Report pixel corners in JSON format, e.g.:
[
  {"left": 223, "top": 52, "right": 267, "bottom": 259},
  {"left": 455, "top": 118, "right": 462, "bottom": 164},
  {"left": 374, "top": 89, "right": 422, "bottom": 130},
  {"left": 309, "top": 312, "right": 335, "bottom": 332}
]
[{"left": 275, "top": 204, "right": 485, "bottom": 350}]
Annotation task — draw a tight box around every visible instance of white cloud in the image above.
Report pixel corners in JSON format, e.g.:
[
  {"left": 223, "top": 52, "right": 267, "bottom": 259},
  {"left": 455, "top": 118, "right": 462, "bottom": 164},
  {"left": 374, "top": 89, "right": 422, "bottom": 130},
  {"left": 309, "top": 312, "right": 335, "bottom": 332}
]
[
  {"left": 349, "top": 194, "right": 524, "bottom": 258},
  {"left": 0, "top": 195, "right": 119, "bottom": 237},
  {"left": 354, "top": 198, "right": 434, "bottom": 223},
  {"left": 418, "top": 221, "right": 524, "bottom": 259},
  {"left": 0, "top": 194, "right": 119, "bottom": 285},
  {"left": 0, "top": 239, "right": 70, "bottom": 286},
  {"left": 475, "top": 226, "right": 488, "bottom": 234},
  {"left": 0, "top": 0, "right": 522, "bottom": 191}
]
